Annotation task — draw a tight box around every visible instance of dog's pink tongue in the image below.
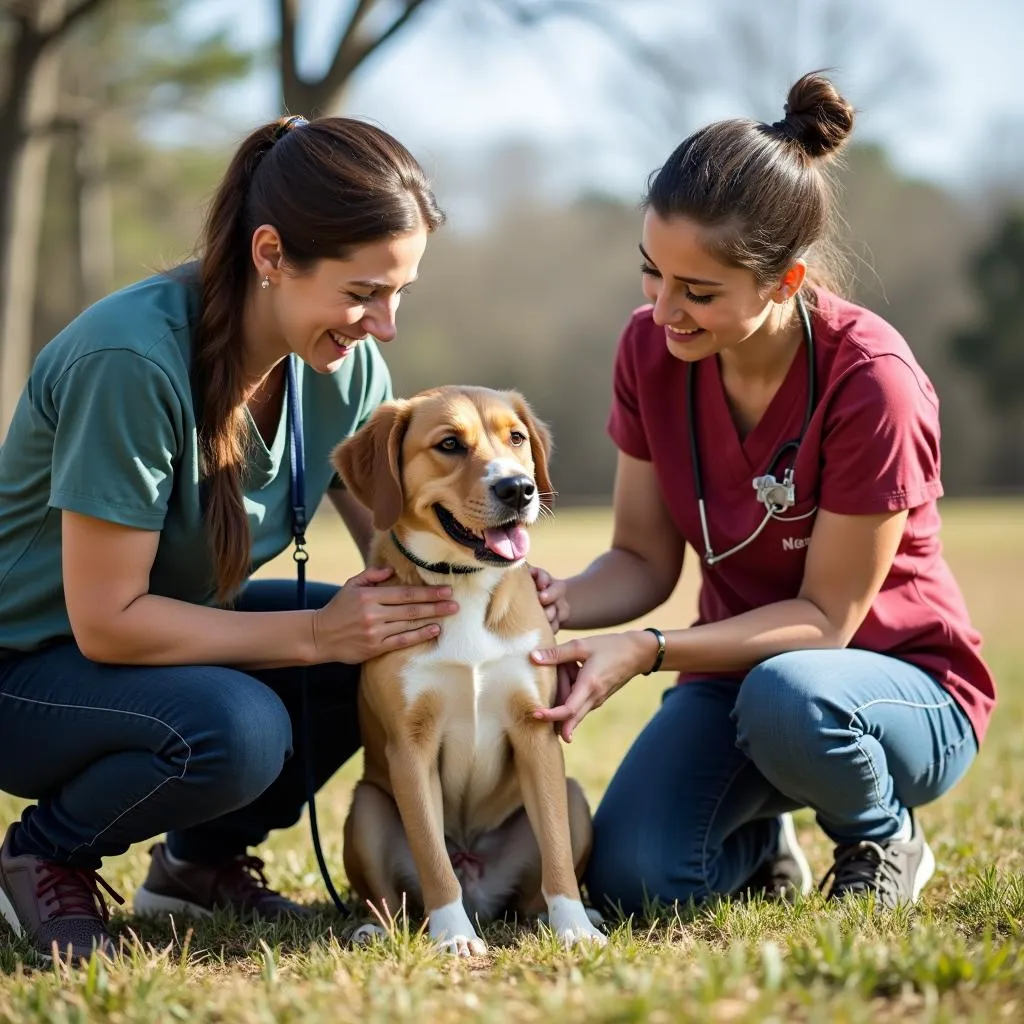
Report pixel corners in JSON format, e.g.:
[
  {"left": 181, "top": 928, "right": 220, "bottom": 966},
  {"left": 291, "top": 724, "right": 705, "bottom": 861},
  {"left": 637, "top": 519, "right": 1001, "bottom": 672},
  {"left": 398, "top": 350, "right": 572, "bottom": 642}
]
[{"left": 483, "top": 524, "right": 530, "bottom": 561}]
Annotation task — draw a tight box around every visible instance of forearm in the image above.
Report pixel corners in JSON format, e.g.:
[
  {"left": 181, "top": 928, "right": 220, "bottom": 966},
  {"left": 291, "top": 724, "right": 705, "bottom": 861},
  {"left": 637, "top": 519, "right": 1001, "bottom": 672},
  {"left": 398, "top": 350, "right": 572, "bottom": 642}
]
[
  {"left": 564, "top": 547, "right": 676, "bottom": 630},
  {"left": 76, "top": 593, "right": 318, "bottom": 669},
  {"left": 659, "top": 598, "right": 840, "bottom": 675}
]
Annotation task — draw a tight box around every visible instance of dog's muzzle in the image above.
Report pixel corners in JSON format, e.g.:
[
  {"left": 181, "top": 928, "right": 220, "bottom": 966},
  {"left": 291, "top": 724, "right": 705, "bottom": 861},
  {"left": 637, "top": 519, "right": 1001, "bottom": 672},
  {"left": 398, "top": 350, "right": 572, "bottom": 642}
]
[{"left": 491, "top": 475, "right": 536, "bottom": 515}]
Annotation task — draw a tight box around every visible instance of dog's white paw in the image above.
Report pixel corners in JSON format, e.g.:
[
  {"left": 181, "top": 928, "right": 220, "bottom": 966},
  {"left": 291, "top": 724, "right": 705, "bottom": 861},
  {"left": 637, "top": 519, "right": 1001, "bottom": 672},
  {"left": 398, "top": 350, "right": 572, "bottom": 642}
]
[
  {"left": 540, "top": 906, "right": 606, "bottom": 929},
  {"left": 544, "top": 895, "right": 608, "bottom": 948},
  {"left": 427, "top": 898, "right": 487, "bottom": 957},
  {"left": 437, "top": 933, "right": 488, "bottom": 957},
  {"left": 350, "top": 922, "right": 388, "bottom": 946}
]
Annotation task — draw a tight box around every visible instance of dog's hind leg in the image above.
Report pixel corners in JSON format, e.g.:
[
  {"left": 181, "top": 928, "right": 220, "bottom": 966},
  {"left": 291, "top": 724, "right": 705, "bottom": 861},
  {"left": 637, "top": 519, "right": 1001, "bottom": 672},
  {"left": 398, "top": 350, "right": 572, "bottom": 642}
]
[{"left": 343, "top": 781, "right": 421, "bottom": 942}]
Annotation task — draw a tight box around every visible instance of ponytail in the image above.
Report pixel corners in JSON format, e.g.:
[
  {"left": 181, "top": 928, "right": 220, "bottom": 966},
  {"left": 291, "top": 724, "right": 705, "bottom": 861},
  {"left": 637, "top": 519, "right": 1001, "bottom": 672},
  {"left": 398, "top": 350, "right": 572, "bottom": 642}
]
[{"left": 194, "top": 122, "right": 278, "bottom": 604}]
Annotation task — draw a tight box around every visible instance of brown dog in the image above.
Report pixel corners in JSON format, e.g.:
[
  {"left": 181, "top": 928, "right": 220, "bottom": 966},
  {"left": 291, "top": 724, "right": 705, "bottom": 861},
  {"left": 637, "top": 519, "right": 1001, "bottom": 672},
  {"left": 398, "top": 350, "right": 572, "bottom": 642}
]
[{"left": 332, "top": 385, "right": 606, "bottom": 956}]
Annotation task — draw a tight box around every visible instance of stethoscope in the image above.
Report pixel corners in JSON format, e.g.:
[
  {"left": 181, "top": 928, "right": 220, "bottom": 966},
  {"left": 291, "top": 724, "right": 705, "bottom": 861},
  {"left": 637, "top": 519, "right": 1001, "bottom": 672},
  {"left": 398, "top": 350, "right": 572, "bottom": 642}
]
[{"left": 688, "top": 292, "right": 818, "bottom": 567}]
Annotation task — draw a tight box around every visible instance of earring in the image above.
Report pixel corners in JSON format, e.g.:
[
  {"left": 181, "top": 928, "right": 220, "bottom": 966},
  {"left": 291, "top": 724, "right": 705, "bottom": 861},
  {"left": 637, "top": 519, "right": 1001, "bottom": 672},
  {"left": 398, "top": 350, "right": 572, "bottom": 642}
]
[{"left": 261, "top": 276, "right": 270, "bottom": 290}]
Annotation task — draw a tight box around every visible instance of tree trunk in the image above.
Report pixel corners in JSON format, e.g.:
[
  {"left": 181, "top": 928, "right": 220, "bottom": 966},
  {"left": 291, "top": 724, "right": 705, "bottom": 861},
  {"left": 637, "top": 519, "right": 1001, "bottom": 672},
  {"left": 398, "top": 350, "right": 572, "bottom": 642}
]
[
  {"left": 0, "top": 121, "right": 23, "bottom": 287},
  {"left": 0, "top": 22, "right": 45, "bottom": 435},
  {"left": 0, "top": 18, "right": 40, "bottom": 269},
  {"left": 0, "top": 0, "right": 111, "bottom": 438},
  {"left": 0, "top": 1, "right": 68, "bottom": 437},
  {"left": 74, "top": 126, "right": 114, "bottom": 308},
  {"left": 278, "top": 0, "right": 426, "bottom": 117}
]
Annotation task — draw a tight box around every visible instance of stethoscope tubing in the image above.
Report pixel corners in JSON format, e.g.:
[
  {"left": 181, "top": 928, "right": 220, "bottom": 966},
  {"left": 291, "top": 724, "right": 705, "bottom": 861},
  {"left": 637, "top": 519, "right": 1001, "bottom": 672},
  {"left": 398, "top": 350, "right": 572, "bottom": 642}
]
[{"left": 688, "top": 292, "right": 818, "bottom": 567}]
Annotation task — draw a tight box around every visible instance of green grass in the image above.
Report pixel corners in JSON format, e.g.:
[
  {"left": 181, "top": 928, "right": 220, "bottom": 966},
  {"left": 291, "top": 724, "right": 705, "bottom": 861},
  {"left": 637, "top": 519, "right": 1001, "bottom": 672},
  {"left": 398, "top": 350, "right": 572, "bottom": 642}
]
[{"left": 2, "top": 497, "right": 1022, "bottom": 1022}]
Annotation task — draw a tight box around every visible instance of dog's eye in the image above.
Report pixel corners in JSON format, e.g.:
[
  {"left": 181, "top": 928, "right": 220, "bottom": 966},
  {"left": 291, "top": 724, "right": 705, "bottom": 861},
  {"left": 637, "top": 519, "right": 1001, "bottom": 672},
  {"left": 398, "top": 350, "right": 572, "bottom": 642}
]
[
  {"left": 436, "top": 437, "right": 464, "bottom": 454},
  {"left": 508, "top": 431, "right": 527, "bottom": 447}
]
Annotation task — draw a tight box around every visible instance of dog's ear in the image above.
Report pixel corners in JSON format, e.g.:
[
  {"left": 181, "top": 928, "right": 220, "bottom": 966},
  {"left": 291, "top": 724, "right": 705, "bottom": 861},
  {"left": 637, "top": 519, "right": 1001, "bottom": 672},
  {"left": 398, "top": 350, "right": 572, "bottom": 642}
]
[
  {"left": 507, "top": 392, "right": 555, "bottom": 506},
  {"left": 332, "top": 399, "right": 412, "bottom": 531}
]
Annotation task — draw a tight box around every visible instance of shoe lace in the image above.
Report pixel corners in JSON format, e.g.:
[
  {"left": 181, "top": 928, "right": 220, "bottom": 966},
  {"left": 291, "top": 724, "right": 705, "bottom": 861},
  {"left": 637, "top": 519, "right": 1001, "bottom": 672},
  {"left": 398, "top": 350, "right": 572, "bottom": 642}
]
[
  {"left": 213, "top": 855, "right": 282, "bottom": 906},
  {"left": 819, "top": 841, "right": 902, "bottom": 902},
  {"left": 36, "top": 864, "right": 125, "bottom": 922}
]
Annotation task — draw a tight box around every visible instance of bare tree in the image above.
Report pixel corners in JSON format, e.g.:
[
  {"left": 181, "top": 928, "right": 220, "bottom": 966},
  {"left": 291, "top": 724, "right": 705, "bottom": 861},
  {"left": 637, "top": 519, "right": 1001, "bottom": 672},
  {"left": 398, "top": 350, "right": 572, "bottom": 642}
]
[
  {"left": 276, "top": 0, "right": 676, "bottom": 117},
  {"left": 58, "top": 0, "right": 253, "bottom": 307},
  {"left": 0, "top": 0, "right": 111, "bottom": 435},
  {"left": 278, "top": 0, "right": 431, "bottom": 114},
  {"left": 0, "top": 0, "right": 253, "bottom": 437},
  {"left": 686, "top": 0, "right": 933, "bottom": 129}
]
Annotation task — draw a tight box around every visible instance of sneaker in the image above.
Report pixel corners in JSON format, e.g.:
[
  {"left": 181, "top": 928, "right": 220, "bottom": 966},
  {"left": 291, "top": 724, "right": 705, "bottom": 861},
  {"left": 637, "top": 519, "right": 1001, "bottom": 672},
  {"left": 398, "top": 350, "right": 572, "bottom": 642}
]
[
  {"left": 820, "top": 814, "right": 935, "bottom": 910},
  {"left": 132, "top": 842, "right": 311, "bottom": 920},
  {"left": 734, "top": 813, "right": 813, "bottom": 901},
  {"left": 0, "top": 823, "right": 123, "bottom": 962}
]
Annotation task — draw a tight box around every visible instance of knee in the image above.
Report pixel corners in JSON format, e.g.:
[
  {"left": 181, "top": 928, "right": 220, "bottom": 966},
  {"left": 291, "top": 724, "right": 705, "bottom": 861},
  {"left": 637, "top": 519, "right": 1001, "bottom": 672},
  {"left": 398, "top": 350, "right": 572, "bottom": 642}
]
[
  {"left": 584, "top": 809, "right": 650, "bottom": 917},
  {"left": 733, "top": 652, "right": 838, "bottom": 769},
  {"left": 584, "top": 798, "right": 703, "bottom": 918},
  {"left": 180, "top": 671, "right": 292, "bottom": 809}
]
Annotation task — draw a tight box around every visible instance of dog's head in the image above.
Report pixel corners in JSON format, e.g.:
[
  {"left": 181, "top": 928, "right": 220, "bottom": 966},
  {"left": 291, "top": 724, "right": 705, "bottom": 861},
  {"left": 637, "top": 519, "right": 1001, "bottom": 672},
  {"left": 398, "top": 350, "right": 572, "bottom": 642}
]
[{"left": 333, "top": 386, "right": 553, "bottom": 570}]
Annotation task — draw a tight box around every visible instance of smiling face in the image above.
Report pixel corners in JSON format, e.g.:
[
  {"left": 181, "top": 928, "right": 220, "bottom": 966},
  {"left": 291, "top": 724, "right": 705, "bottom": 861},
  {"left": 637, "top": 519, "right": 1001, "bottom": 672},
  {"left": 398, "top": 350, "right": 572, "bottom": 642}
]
[
  {"left": 333, "top": 387, "right": 554, "bottom": 572},
  {"left": 639, "top": 211, "right": 802, "bottom": 365},
  {"left": 253, "top": 226, "right": 428, "bottom": 375},
  {"left": 400, "top": 390, "right": 548, "bottom": 568}
]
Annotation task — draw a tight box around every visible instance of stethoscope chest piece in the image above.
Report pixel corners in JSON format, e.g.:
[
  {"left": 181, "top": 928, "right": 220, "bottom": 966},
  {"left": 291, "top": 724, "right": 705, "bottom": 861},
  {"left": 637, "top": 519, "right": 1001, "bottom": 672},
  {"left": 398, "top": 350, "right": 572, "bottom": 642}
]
[
  {"left": 752, "top": 469, "right": 796, "bottom": 512},
  {"left": 690, "top": 293, "right": 818, "bottom": 567}
]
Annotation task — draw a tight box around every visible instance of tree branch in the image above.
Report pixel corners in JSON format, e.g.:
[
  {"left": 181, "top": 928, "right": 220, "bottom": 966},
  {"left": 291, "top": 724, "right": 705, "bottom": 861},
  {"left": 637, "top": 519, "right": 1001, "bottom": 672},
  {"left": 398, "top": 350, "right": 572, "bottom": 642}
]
[
  {"left": 335, "top": 0, "right": 378, "bottom": 56},
  {"left": 0, "top": 0, "right": 33, "bottom": 28},
  {"left": 317, "top": 0, "right": 428, "bottom": 105},
  {"left": 40, "top": 0, "right": 110, "bottom": 46},
  {"left": 278, "top": 0, "right": 299, "bottom": 109},
  {"left": 489, "top": 0, "right": 683, "bottom": 93},
  {"left": 23, "top": 114, "right": 82, "bottom": 136}
]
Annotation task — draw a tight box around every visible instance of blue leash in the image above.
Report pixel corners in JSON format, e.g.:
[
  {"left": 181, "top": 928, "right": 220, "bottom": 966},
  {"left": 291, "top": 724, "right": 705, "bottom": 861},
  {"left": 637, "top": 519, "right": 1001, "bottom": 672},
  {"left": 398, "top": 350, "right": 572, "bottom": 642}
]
[{"left": 286, "top": 354, "right": 350, "bottom": 916}]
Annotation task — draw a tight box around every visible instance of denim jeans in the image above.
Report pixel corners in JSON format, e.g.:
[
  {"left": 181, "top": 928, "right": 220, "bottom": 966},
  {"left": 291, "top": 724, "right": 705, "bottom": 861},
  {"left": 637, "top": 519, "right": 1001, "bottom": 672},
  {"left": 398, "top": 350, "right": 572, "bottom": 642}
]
[
  {"left": 584, "top": 648, "right": 978, "bottom": 916},
  {"left": 0, "top": 580, "right": 360, "bottom": 869}
]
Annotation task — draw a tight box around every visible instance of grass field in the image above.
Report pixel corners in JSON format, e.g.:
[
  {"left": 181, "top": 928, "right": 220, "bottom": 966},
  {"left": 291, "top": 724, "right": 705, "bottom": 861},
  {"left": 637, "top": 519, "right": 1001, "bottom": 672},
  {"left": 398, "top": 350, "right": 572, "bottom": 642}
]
[{"left": 1, "top": 498, "right": 1022, "bottom": 1022}]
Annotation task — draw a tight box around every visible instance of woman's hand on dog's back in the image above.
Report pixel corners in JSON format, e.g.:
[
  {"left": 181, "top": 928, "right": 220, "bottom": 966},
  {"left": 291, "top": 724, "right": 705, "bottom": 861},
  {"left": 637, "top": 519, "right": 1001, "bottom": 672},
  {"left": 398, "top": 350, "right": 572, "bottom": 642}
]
[{"left": 311, "top": 565, "right": 459, "bottom": 663}]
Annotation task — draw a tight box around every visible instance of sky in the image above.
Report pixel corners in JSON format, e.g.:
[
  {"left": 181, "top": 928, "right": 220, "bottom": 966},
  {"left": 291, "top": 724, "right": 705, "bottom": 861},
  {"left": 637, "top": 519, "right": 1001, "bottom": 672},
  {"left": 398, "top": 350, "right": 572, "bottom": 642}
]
[{"left": 182, "top": 0, "right": 1024, "bottom": 211}]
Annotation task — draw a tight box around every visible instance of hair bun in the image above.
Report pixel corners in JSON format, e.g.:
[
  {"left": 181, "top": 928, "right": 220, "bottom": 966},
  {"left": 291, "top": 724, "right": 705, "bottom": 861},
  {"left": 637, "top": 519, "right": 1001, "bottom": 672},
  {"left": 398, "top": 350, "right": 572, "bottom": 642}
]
[{"left": 776, "top": 71, "right": 855, "bottom": 159}]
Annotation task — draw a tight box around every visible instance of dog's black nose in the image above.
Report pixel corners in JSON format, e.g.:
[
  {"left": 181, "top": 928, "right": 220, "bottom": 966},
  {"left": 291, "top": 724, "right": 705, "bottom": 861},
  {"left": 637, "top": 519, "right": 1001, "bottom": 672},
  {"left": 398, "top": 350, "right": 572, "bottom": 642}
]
[{"left": 492, "top": 475, "right": 536, "bottom": 512}]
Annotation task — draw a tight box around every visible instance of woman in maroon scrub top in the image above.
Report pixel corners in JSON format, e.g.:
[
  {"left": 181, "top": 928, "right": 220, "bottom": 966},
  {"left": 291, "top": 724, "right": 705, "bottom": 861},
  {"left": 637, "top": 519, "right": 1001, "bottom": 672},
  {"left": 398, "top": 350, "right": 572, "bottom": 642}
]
[{"left": 530, "top": 71, "right": 995, "bottom": 915}]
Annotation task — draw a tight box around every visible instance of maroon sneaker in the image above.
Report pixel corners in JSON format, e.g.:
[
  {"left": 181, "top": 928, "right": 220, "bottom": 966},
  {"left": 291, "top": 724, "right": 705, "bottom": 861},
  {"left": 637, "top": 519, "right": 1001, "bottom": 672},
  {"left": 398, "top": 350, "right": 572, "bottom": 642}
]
[
  {"left": 132, "top": 843, "right": 311, "bottom": 920},
  {"left": 0, "top": 823, "right": 123, "bottom": 962}
]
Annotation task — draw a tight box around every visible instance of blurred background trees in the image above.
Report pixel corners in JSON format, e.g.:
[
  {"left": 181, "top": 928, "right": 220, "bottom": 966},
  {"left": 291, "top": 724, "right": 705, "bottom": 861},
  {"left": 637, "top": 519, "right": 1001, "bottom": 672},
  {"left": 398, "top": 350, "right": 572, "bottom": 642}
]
[
  {"left": 1, "top": 0, "right": 1022, "bottom": 500},
  {"left": 952, "top": 210, "right": 1024, "bottom": 486}
]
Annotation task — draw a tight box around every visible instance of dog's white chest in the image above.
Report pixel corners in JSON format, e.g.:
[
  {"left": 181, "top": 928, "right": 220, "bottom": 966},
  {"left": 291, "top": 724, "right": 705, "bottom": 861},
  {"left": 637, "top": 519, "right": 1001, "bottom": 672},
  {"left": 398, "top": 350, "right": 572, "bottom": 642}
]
[
  {"left": 399, "top": 579, "right": 541, "bottom": 818},
  {"left": 401, "top": 586, "right": 541, "bottom": 705}
]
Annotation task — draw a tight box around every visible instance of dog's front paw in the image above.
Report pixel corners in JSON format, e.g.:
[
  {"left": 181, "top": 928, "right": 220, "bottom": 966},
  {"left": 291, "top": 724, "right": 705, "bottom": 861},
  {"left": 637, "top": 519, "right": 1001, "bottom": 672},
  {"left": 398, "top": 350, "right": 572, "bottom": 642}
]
[
  {"left": 437, "top": 933, "right": 488, "bottom": 957},
  {"left": 545, "top": 895, "right": 608, "bottom": 948},
  {"left": 350, "top": 922, "right": 388, "bottom": 946},
  {"left": 427, "top": 898, "right": 487, "bottom": 957}
]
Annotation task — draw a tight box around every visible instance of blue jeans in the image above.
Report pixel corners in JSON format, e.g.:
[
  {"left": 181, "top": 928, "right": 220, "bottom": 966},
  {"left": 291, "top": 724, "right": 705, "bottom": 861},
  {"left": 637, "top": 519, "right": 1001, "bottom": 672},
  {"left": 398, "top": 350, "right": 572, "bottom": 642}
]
[
  {"left": 584, "top": 649, "right": 978, "bottom": 915},
  {"left": 0, "top": 581, "right": 360, "bottom": 869}
]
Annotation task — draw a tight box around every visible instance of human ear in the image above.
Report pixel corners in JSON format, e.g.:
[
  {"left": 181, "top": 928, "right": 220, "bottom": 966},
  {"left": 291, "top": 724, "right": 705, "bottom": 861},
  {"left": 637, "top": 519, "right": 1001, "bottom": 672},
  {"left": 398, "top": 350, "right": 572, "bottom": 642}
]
[
  {"left": 251, "top": 224, "right": 285, "bottom": 284},
  {"left": 771, "top": 260, "right": 807, "bottom": 303}
]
